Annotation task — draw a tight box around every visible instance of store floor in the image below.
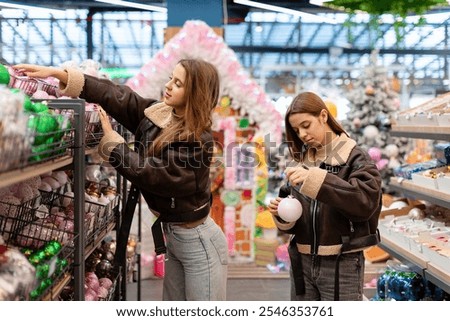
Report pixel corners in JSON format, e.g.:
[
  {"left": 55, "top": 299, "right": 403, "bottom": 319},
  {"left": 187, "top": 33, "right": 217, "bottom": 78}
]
[
  {"left": 126, "top": 266, "right": 291, "bottom": 301},
  {"left": 126, "top": 262, "right": 383, "bottom": 301}
]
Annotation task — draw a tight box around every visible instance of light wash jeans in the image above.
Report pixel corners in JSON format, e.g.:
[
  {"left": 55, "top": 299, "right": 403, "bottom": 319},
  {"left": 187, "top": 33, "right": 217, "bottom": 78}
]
[
  {"left": 291, "top": 251, "right": 365, "bottom": 301},
  {"left": 162, "top": 216, "right": 228, "bottom": 300}
]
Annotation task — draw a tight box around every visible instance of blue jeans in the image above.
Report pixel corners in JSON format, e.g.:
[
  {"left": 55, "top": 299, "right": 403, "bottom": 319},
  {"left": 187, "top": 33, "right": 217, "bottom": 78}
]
[
  {"left": 162, "top": 216, "right": 228, "bottom": 300},
  {"left": 290, "top": 252, "right": 365, "bottom": 301}
]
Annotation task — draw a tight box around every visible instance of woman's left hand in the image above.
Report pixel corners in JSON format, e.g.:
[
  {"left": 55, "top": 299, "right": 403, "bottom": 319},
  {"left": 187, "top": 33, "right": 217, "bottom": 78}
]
[
  {"left": 285, "top": 165, "right": 309, "bottom": 186},
  {"left": 98, "top": 107, "right": 113, "bottom": 135}
]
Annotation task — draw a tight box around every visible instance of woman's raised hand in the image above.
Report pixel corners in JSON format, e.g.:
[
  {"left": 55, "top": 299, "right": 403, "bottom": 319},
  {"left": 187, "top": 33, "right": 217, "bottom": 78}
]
[
  {"left": 98, "top": 106, "right": 113, "bottom": 135},
  {"left": 285, "top": 165, "right": 309, "bottom": 186},
  {"left": 13, "top": 64, "right": 68, "bottom": 85}
]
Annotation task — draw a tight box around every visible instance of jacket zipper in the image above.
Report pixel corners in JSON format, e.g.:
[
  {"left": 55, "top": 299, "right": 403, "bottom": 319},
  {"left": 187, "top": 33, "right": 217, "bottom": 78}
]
[
  {"left": 312, "top": 199, "right": 318, "bottom": 255},
  {"left": 349, "top": 220, "right": 354, "bottom": 233},
  {"left": 171, "top": 197, "right": 176, "bottom": 209}
]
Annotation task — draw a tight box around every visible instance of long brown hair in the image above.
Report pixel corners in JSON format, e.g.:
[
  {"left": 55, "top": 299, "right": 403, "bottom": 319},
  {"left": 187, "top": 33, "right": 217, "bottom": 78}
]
[
  {"left": 285, "top": 91, "right": 347, "bottom": 161},
  {"left": 151, "top": 59, "right": 220, "bottom": 154}
]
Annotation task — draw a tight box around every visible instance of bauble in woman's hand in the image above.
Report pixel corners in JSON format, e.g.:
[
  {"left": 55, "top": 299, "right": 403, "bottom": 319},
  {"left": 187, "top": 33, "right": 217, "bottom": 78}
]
[{"left": 277, "top": 195, "right": 302, "bottom": 222}]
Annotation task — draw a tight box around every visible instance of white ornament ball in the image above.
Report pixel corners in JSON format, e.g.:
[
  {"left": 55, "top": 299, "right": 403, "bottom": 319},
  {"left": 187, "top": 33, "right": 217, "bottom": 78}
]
[
  {"left": 277, "top": 196, "right": 303, "bottom": 222},
  {"left": 363, "top": 125, "right": 379, "bottom": 139},
  {"left": 408, "top": 208, "right": 425, "bottom": 220},
  {"left": 389, "top": 201, "right": 408, "bottom": 210},
  {"left": 385, "top": 144, "right": 399, "bottom": 158}
]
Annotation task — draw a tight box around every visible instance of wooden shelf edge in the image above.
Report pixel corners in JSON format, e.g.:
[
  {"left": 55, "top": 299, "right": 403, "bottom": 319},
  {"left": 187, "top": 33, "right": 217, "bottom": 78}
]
[
  {"left": 0, "top": 155, "right": 73, "bottom": 189},
  {"left": 391, "top": 125, "right": 450, "bottom": 140},
  {"left": 41, "top": 273, "right": 72, "bottom": 301},
  {"left": 388, "top": 177, "right": 450, "bottom": 209}
]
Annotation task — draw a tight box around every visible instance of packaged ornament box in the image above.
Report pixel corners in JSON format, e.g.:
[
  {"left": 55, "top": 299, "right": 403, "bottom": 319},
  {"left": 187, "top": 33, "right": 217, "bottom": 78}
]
[
  {"left": 418, "top": 231, "right": 450, "bottom": 274},
  {"left": 411, "top": 167, "right": 448, "bottom": 190}
]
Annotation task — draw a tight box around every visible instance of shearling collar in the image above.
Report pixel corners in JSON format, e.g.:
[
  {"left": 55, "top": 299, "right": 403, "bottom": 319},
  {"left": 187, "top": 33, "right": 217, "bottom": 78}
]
[
  {"left": 143, "top": 102, "right": 173, "bottom": 129},
  {"left": 305, "top": 134, "right": 356, "bottom": 166}
]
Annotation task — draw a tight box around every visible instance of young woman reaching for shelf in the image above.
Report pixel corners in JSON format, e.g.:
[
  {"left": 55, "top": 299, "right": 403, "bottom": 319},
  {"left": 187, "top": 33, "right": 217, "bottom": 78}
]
[{"left": 14, "top": 60, "right": 228, "bottom": 301}]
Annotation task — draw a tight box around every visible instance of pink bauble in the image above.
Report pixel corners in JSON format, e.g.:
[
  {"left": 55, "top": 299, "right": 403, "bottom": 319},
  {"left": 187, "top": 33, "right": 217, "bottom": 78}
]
[
  {"left": 32, "top": 90, "right": 49, "bottom": 99},
  {"left": 368, "top": 147, "right": 382, "bottom": 162},
  {"left": 376, "top": 159, "right": 389, "bottom": 170},
  {"left": 277, "top": 196, "right": 303, "bottom": 222}
]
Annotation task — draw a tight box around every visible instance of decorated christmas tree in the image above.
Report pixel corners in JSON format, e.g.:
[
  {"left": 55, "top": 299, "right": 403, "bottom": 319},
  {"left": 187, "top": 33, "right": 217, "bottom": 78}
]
[{"left": 342, "top": 50, "right": 410, "bottom": 192}]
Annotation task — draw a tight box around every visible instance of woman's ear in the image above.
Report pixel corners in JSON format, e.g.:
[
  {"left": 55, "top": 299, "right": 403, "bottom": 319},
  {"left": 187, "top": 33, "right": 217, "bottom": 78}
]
[{"left": 320, "top": 109, "right": 328, "bottom": 124}]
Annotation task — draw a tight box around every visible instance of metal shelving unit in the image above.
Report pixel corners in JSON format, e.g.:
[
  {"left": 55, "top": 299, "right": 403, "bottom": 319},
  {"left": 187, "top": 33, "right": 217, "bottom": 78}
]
[
  {"left": 384, "top": 125, "right": 450, "bottom": 296},
  {"left": 0, "top": 99, "right": 86, "bottom": 300}
]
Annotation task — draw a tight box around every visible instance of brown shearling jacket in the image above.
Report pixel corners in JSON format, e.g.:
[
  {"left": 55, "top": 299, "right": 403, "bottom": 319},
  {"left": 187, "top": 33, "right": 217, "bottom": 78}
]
[
  {"left": 59, "top": 68, "right": 213, "bottom": 224},
  {"left": 275, "top": 134, "right": 382, "bottom": 255}
]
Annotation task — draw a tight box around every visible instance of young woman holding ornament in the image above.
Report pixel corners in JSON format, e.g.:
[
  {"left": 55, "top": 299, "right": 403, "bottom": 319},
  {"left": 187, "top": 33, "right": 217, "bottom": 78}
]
[
  {"left": 14, "top": 59, "right": 228, "bottom": 301},
  {"left": 268, "top": 91, "right": 382, "bottom": 301}
]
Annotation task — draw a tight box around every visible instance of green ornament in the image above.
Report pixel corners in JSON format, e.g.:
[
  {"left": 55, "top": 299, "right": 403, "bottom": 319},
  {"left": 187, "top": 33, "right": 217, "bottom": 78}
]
[
  {"left": 32, "top": 102, "right": 49, "bottom": 114},
  {"left": 28, "top": 250, "right": 46, "bottom": 266},
  {"left": 23, "top": 95, "right": 33, "bottom": 111},
  {"left": 36, "top": 264, "right": 50, "bottom": 280},
  {"left": 29, "top": 144, "right": 51, "bottom": 162},
  {"left": 37, "top": 114, "right": 58, "bottom": 133},
  {"left": 29, "top": 289, "right": 40, "bottom": 301},
  {"left": 0, "top": 64, "right": 10, "bottom": 85},
  {"left": 45, "top": 240, "right": 62, "bottom": 257},
  {"left": 239, "top": 118, "right": 250, "bottom": 129},
  {"left": 56, "top": 258, "right": 68, "bottom": 274}
]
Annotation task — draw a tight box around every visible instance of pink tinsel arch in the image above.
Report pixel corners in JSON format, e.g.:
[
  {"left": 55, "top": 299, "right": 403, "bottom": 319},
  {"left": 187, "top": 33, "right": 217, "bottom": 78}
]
[{"left": 126, "top": 20, "right": 282, "bottom": 144}]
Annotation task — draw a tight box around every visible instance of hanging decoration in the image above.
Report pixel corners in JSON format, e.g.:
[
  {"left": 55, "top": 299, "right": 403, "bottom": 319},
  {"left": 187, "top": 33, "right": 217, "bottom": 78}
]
[{"left": 126, "top": 20, "right": 282, "bottom": 144}]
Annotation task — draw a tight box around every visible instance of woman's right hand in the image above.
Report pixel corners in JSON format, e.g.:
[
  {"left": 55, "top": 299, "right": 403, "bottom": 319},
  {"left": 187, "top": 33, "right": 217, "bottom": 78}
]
[
  {"left": 13, "top": 64, "right": 68, "bottom": 85},
  {"left": 268, "top": 197, "right": 282, "bottom": 216}
]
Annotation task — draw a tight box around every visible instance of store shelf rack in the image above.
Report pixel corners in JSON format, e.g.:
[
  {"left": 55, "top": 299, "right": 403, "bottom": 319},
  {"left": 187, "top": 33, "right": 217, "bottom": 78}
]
[
  {"left": 0, "top": 99, "right": 86, "bottom": 300},
  {"left": 391, "top": 125, "right": 450, "bottom": 141},
  {"left": 384, "top": 124, "right": 450, "bottom": 297},
  {"left": 389, "top": 178, "right": 450, "bottom": 209},
  {"left": 379, "top": 235, "right": 450, "bottom": 294}
]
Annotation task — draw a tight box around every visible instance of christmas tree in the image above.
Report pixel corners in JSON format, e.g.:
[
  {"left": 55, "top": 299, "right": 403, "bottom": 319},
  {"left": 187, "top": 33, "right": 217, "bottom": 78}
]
[{"left": 342, "top": 50, "right": 410, "bottom": 192}]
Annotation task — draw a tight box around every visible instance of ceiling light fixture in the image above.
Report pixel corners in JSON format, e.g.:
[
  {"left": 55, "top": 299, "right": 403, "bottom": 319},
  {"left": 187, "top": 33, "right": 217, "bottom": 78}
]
[
  {"left": 0, "top": 1, "right": 66, "bottom": 14},
  {"left": 95, "top": 0, "right": 167, "bottom": 13},
  {"left": 309, "top": 1, "right": 333, "bottom": 6},
  {"left": 233, "top": 0, "right": 337, "bottom": 24}
]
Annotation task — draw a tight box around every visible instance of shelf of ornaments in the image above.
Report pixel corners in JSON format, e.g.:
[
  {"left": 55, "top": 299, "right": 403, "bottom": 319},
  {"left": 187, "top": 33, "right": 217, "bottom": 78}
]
[
  {"left": 381, "top": 98, "right": 450, "bottom": 296},
  {"left": 0, "top": 149, "right": 98, "bottom": 190},
  {"left": 391, "top": 91, "right": 450, "bottom": 140},
  {"left": 382, "top": 179, "right": 450, "bottom": 291},
  {"left": 0, "top": 70, "right": 120, "bottom": 300},
  {"left": 391, "top": 125, "right": 450, "bottom": 141},
  {"left": 378, "top": 226, "right": 450, "bottom": 294},
  {"left": 388, "top": 177, "right": 450, "bottom": 210}
]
